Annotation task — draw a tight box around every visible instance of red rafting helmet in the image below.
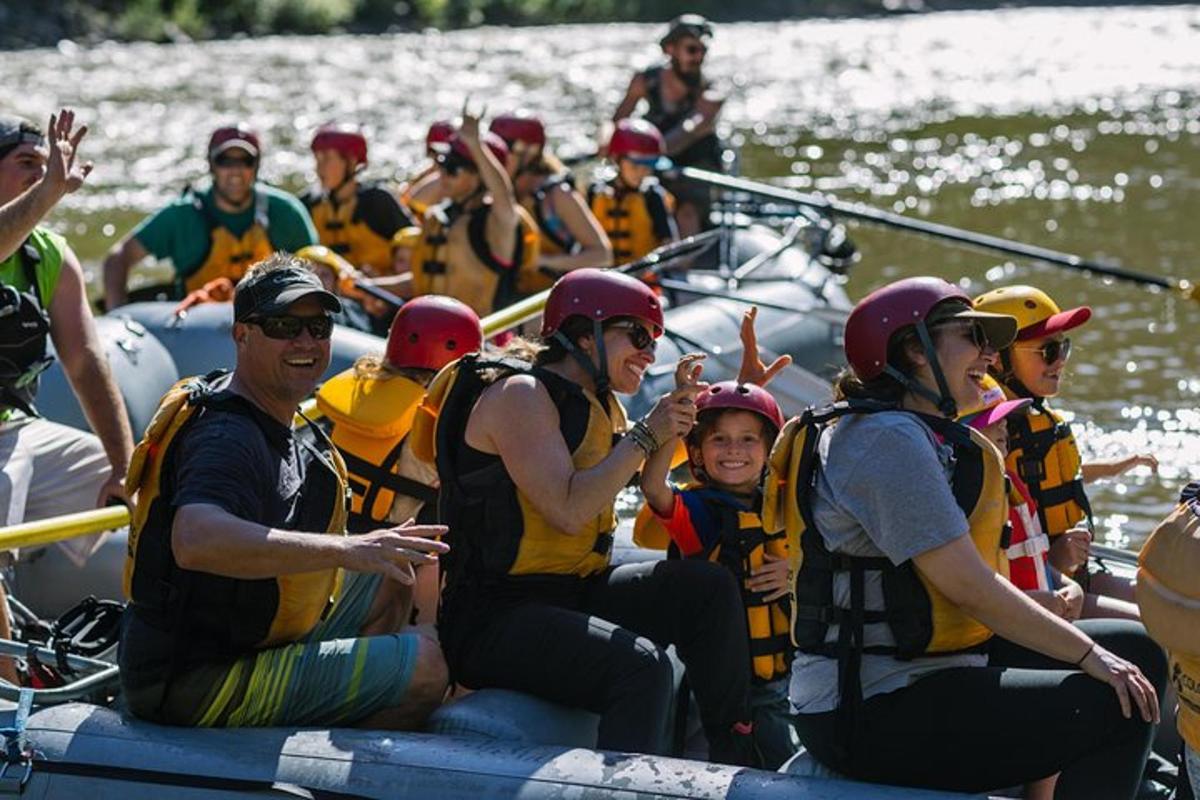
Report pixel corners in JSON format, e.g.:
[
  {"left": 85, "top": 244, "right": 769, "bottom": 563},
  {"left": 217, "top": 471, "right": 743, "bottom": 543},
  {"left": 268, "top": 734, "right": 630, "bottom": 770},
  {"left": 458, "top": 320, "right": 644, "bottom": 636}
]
[
  {"left": 540, "top": 268, "right": 663, "bottom": 337},
  {"left": 608, "top": 118, "right": 666, "bottom": 159},
  {"left": 434, "top": 132, "right": 510, "bottom": 168},
  {"left": 311, "top": 123, "right": 368, "bottom": 166},
  {"left": 489, "top": 111, "right": 546, "bottom": 149},
  {"left": 208, "top": 124, "right": 261, "bottom": 160},
  {"left": 425, "top": 120, "right": 455, "bottom": 153},
  {"left": 695, "top": 381, "right": 785, "bottom": 431},
  {"left": 386, "top": 295, "right": 483, "bottom": 371}
]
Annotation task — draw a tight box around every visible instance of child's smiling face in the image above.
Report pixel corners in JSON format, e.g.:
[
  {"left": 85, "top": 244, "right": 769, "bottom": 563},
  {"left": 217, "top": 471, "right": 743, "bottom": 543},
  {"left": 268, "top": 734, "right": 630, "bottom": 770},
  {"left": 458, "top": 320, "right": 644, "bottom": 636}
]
[{"left": 690, "top": 409, "right": 772, "bottom": 493}]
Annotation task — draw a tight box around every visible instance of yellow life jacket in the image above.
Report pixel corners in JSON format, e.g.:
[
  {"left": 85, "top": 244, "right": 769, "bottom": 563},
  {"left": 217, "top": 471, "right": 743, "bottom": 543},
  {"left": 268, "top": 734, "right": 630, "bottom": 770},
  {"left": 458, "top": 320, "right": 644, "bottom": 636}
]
[
  {"left": 635, "top": 486, "right": 792, "bottom": 683},
  {"left": 1136, "top": 486, "right": 1200, "bottom": 752},
  {"left": 413, "top": 354, "right": 625, "bottom": 581},
  {"left": 304, "top": 185, "right": 399, "bottom": 276},
  {"left": 183, "top": 190, "right": 274, "bottom": 294},
  {"left": 409, "top": 198, "right": 540, "bottom": 315},
  {"left": 1004, "top": 393, "right": 1092, "bottom": 536},
  {"left": 587, "top": 179, "right": 677, "bottom": 265},
  {"left": 123, "top": 371, "right": 347, "bottom": 652},
  {"left": 763, "top": 401, "right": 1008, "bottom": 660},
  {"left": 315, "top": 368, "right": 437, "bottom": 532}
]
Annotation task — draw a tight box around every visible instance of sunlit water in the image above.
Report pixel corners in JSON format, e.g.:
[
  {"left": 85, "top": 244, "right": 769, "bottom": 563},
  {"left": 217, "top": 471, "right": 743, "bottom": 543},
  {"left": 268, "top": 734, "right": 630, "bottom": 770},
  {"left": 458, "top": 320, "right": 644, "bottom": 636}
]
[{"left": 3, "top": 5, "right": 1198, "bottom": 547}]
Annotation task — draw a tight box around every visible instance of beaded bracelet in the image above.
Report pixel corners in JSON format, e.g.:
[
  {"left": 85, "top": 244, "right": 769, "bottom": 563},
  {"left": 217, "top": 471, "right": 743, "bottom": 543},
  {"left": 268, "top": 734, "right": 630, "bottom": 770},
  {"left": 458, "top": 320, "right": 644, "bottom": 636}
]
[{"left": 626, "top": 420, "right": 659, "bottom": 457}]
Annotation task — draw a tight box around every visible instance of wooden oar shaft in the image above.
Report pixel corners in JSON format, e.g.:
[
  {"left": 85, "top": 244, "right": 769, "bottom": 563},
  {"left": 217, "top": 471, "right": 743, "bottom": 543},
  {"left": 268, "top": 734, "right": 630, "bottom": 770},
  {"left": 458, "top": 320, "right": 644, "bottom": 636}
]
[{"left": 682, "top": 167, "right": 1181, "bottom": 292}]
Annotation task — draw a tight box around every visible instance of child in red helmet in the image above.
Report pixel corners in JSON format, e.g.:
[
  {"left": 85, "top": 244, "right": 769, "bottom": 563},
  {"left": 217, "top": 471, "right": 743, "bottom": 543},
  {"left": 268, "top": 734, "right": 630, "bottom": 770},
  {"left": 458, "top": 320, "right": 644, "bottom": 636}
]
[{"left": 635, "top": 312, "right": 797, "bottom": 768}]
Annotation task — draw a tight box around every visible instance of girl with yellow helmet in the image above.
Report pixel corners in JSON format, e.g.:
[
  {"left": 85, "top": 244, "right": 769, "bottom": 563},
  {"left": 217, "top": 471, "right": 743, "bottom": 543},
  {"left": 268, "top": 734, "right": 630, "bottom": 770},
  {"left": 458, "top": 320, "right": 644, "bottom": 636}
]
[{"left": 974, "top": 284, "right": 1155, "bottom": 615}]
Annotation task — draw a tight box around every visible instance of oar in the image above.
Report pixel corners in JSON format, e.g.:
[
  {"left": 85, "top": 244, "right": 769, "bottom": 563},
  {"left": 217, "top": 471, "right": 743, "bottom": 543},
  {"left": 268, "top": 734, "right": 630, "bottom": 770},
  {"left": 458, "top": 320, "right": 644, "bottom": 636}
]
[
  {"left": 0, "top": 506, "right": 130, "bottom": 550},
  {"left": 679, "top": 167, "right": 1198, "bottom": 300},
  {"left": 655, "top": 278, "right": 849, "bottom": 326}
]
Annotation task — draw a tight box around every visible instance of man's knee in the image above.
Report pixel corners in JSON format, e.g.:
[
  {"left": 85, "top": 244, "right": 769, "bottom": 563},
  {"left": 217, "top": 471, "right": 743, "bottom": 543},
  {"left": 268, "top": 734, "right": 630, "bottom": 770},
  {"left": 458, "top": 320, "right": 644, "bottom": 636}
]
[{"left": 405, "top": 635, "right": 450, "bottom": 711}]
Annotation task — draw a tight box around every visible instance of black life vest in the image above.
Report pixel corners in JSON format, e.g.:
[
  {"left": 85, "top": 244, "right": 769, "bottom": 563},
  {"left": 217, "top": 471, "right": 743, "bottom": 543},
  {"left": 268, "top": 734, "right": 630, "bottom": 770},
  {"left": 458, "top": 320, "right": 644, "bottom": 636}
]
[{"left": 0, "top": 240, "right": 54, "bottom": 417}]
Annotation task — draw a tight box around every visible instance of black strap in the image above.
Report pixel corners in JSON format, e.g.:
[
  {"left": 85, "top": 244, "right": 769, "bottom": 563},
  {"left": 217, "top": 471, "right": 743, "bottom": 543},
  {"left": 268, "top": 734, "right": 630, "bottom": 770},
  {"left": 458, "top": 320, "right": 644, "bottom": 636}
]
[
  {"left": 17, "top": 238, "right": 42, "bottom": 306},
  {"left": 532, "top": 181, "right": 576, "bottom": 253},
  {"left": 339, "top": 443, "right": 438, "bottom": 508}
]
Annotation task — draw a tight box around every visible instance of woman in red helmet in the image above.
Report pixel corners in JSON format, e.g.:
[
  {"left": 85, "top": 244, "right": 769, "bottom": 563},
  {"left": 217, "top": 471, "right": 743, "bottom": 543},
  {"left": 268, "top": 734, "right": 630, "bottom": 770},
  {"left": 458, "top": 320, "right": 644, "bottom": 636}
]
[
  {"left": 415, "top": 267, "right": 760, "bottom": 765},
  {"left": 488, "top": 111, "right": 611, "bottom": 291},
  {"left": 589, "top": 118, "right": 679, "bottom": 267},
  {"left": 778, "top": 276, "right": 1163, "bottom": 798},
  {"left": 300, "top": 123, "right": 415, "bottom": 280},
  {"left": 316, "top": 295, "right": 483, "bottom": 624}
]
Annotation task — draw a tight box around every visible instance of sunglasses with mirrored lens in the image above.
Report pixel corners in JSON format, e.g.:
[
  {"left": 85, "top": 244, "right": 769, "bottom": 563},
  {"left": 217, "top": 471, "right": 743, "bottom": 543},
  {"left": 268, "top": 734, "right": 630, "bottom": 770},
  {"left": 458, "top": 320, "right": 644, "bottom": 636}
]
[
  {"left": 246, "top": 314, "right": 334, "bottom": 341},
  {"left": 213, "top": 154, "right": 257, "bottom": 169},
  {"left": 1015, "top": 337, "right": 1071, "bottom": 364},
  {"left": 610, "top": 321, "right": 656, "bottom": 353}
]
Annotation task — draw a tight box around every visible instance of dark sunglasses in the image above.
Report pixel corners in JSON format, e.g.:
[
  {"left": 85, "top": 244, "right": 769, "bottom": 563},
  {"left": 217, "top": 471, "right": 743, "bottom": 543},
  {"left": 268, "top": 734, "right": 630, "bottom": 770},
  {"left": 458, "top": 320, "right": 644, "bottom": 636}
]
[
  {"left": 1014, "top": 337, "right": 1072, "bottom": 365},
  {"left": 609, "top": 321, "right": 656, "bottom": 353},
  {"left": 245, "top": 314, "right": 334, "bottom": 341},
  {"left": 213, "top": 154, "right": 257, "bottom": 169},
  {"left": 683, "top": 43, "right": 708, "bottom": 55},
  {"left": 936, "top": 320, "right": 991, "bottom": 352}
]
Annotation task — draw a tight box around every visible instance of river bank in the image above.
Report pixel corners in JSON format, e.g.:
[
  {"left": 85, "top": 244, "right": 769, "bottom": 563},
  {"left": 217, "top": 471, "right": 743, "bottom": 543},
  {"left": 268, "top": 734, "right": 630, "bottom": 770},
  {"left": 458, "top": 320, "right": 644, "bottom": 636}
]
[{"left": 0, "top": 0, "right": 1192, "bottom": 50}]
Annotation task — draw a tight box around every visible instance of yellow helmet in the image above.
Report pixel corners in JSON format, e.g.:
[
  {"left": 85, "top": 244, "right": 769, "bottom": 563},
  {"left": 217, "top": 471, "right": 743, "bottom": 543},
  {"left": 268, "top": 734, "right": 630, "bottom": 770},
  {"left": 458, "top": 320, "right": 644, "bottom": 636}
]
[
  {"left": 973, "top": 285, "right": 1091, "bottom": 342},
  {"left": 295, "top": 244, "right": 353, "bottom": 277},
  {"left": 957, "top": 374, "right": 1031, "bottom": 431}
]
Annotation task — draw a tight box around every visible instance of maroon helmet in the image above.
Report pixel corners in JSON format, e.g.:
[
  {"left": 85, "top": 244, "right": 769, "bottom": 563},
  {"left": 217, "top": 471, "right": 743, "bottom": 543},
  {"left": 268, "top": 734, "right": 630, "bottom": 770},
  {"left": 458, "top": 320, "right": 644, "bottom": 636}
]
[
  {"left": 695, "top": 381, "right": 785, "bottom": 430},
  {"left": 208, "top": 124, "right": 260, "bottom": 160},
  {"left": 425, "top": 120, "right": 455, "bottom": 153},
  {"left": 386, "top": 296, "right": 483, "bottom": 371},
  {"left": 489, "top": 111, "right": 547, "bottom": 149},
  {"left": 540, "top": 268, "right": 663, "bottom": 338},
  {"left": 311, "top": 123, "right": 368, "bottom": 166}
]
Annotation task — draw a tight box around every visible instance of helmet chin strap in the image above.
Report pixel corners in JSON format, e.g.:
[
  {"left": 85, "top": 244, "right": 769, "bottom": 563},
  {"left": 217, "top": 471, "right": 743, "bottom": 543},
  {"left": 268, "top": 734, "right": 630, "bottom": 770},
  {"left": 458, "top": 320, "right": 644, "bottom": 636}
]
[
  {"left": 884, "top": 321, "right": 958, "bottom": 418},
  {"left": 552, "top": 319, "right": 610, "bottom": 397}
]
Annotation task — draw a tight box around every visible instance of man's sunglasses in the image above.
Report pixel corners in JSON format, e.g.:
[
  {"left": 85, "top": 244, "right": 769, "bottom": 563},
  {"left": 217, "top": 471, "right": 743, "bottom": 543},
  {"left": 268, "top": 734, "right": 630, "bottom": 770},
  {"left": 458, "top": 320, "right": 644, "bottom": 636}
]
[
  {"left": 244, "top": 314, "right": 334, "bottom": 341},
  {"left": 213, "top": 154, "right": 257, "bottom": 169},
  {"left": 1014, "top": 337, "right": 1072, "bottom": 365},
  {"left": 682, "top": 43, "right": 707, "bottom": 56},
  {"left": 609, "top": 321, "right": 656, "bottom": 353}
]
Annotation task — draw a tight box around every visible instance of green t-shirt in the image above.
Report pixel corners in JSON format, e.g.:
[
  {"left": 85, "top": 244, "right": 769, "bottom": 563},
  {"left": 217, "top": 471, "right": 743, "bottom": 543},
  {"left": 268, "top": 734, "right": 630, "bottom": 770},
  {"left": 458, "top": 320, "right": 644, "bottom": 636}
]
[
  {"left": 0, "top": 226, "right": 67, "bottom": 302},
  {"left": 131, "top": 183, "right": 318, "bottom": 279}
]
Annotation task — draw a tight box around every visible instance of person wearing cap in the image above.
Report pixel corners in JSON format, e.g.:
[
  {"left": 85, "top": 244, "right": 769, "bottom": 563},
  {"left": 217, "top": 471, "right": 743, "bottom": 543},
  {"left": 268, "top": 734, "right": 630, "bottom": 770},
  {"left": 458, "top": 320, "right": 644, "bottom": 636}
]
[
  {"left": 0, "top": 110, "right": 134, "bottom": 684},
  {"left": 614, "top": 14, "right": 724, "bottom": 238},
  {"left": 777, "top": 277, "right": 1163, "bottom": 797},
  {"left": 407, "top": 107, "right": 538, "bottom": 316},
  {"left": 589, "top": 118, "right": 679, "bottom": 267},
  {"left": 974, "top": 286, "right": 1157, "bottom": 604},
  {"left": 299, "top": 123, "right": 416, "bottom": 280},
  {"left": 488, "top": 111, "right": 611, "bottom": 287},
  {"left": 102, "top": 124, "right": 318, "bottom": 308},
  {"left": 120, "top": 252, "right": 450, "bottom": 730}
]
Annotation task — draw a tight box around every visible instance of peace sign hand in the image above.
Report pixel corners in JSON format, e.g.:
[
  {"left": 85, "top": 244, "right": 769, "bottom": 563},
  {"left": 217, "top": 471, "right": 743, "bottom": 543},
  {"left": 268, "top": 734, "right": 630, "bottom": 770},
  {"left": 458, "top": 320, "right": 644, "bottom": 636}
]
[{"left": 738, "top": 307, "right": 791, "bottom": 387}]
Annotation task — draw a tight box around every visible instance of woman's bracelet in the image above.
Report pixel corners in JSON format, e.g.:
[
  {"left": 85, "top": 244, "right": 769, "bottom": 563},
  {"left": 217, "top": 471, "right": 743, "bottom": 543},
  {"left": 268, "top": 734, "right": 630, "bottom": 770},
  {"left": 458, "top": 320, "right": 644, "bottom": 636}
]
[
  {"left": 627, "top": 420, "right": 660, "bottom": 457},
  {"left": 1074, "top": 642, "right": 1096, "bottom": 666}
]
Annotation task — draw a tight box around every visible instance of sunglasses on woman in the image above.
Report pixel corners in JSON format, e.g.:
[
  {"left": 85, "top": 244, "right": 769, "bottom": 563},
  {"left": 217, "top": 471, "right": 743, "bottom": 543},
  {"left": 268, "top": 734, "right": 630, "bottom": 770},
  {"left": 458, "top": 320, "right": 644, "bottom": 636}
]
[
  {"left": 609, "top": 321, "right": 656, "bottom": 353},
  {"left": 936, "top": 320, "right": 991, "bottom": 352},
  {"left": 213, "top": 153, "right": 257, "bottom": 169},
  {"left": 1014, "top": 337, "right": 1071, "bottom": 365},
  {"left": 245, "top": 314, "right": 334, "bottom": 341}
]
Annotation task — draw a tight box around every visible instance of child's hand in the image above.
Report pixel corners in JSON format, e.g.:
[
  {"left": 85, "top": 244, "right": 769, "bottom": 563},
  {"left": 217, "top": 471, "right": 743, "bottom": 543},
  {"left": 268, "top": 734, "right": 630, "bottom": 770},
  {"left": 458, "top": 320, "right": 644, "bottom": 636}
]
[
  {"left": 1049, "top": 525, "right": 1091, "bottom": 576},
  {"left": 747, "top": 552, "right": 790, "bottom": 602},
  {"left": 1057, "top": 582, "right": 1085, "bottom": 621},
  {"left": 674, "top": 352, "right": 706, "bottom": 389},
  {"left": 738, "top": 307, "right": 791, "bottom": 387}
]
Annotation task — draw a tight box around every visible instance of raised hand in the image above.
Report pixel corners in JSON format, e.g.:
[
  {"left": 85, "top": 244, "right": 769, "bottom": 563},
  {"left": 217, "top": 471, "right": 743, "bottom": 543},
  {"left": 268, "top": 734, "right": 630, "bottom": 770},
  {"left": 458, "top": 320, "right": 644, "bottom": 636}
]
[
  {"left": 644, "top": 382, "right": 706, "bottom": 444},
  {"left": 460, "top": 98, "right": 485, "bottom": 144},
  {"left": 674, "top": 352, "right": 706, "bottom": 389},
  {"left": 737, "top": 307, "right": 791, "bottom": 387},
  {"left": 44, "top": 108, "right": 93, "bottom": 196}
]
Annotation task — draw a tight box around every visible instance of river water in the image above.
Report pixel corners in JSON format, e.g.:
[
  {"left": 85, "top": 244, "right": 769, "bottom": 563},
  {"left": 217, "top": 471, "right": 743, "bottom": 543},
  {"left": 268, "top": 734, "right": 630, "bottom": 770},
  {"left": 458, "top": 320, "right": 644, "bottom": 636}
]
[{"left": 2, "top": 5, "right": 1197, "bottom": 547}]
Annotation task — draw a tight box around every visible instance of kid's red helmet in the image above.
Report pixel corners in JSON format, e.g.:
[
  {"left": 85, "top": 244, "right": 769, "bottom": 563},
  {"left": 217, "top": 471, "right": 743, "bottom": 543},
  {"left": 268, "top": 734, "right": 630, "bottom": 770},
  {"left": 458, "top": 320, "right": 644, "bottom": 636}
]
[
  {"left": 608, "top": 119, "right": 666, "bottom": 159},
  {"left": 311, "top": 123, "right": 368, "bottom": 166},
  {"left": 540, "top": 268, "right": 663, "bottom": 337},
  {"left": 208, "top": 124, "right": 260, "bottom": 160},
  {"left": 489, "top": 111, "right": 546, "bottom": 149},
  {"left": 386, "top": 295, "right": 483, "bottom": 371},
  {"left": 695, "top": 381, "right": 785, "bottom": 430},
  {"left": 425, "top": 120, "right": 455, "bottom": 152}
]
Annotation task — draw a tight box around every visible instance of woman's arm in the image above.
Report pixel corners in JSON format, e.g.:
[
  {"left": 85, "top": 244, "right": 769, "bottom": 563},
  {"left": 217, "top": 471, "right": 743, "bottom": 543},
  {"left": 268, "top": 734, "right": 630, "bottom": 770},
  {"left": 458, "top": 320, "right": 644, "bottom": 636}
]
[{"left": 538, "top": 186, "right": 613, "bottom": 271}]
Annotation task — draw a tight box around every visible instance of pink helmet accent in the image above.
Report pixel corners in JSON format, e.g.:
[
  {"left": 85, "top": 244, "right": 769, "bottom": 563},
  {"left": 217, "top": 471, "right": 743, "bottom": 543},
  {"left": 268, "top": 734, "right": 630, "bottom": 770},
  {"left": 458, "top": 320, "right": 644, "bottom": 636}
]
[
  {"left": 540, "top": 268, "right": 663, "bottom": 337},
  {"left": 311, "top": 123, "right": 368, "bottom": 166},
  {"left": 425, "top": 120, "right": 455, "bottom": 151},
  {"left": 695, "top": 381, "right": 785, "bottom": 430},
  {"left": 488, "top": 111, "right": 547, "bottom": 148},
  {"left": 843, "top": 277, "right": 971, "bottom": 381},
  {"left": 208, "top": 124, "right": 260, "bottom": 160},
  {"left": 608, "top": 118, "right": 666, "bottom": 159},
  {"left": 386, "top": 296, "right": 483, "bottom": 371}
]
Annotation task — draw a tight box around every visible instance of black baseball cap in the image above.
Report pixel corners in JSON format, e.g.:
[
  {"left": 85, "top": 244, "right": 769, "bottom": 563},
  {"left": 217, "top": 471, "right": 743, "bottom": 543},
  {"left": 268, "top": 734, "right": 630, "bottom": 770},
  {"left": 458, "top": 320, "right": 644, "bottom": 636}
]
[{"left": 233, "top": 265, "right": 342, "bottom": 322}]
